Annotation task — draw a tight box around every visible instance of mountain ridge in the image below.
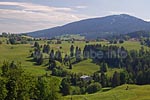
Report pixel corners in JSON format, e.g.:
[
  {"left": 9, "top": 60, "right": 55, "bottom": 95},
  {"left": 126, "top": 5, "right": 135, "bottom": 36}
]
[{"left": 26, "top": 14, "right": 150, "bottom": 39}]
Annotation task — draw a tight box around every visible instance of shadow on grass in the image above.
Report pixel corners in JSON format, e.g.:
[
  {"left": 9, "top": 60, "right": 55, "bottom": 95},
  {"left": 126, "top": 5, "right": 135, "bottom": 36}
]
[
  {"left": 26, "top": 58, "right": 34, "bottom": 62},
  {"left": 44, "top": 63, "right": 49, "bottom": 66},
  {"left": 102, "top": 87, "right": 112, "bottom": 92},
  {"left": 26, "top": 59, "right": 38, "bottom": 65},
  {"left": 27, "top": 55, "right": 32, "bottom": 58}
]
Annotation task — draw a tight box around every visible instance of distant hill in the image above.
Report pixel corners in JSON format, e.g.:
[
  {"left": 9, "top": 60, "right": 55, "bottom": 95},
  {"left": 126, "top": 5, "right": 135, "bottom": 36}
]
[
  {"left": 125, "top": 30, "right": 150, "bottom": 38},
  {"left": 26, "top": 14, "right": 150, "bottom": 39}
]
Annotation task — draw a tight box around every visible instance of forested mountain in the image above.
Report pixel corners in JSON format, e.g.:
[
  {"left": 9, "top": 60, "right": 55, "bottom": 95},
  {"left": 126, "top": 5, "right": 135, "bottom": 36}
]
[
  {"left": 125, "top": 30, "right": 150, "bottom": 38},
  {"left": 26, "top": 14, "right": 150, "bottom": 39}
]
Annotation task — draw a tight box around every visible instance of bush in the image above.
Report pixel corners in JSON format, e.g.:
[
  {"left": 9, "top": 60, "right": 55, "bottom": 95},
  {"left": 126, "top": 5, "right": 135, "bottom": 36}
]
[
  {"left": 60, "top": 78, "right": 71, "bottom": 96},
  {"left": 86, "top": 82, "right": 102, "bottom": 94},
  {"left": 80, "top": 87, "right": 86, "bottom": 94},
  {"left": 71, "top": 86, "right": 81, "bottom": 95},
  {"left": 9, "top": 38, "right": 16, "bottom": 44},
  {"left": 119, "top": 40, "right": 124, "bottom": 44},
  {"left": 114, "top": 40, "right": 118, "bottom": 44},
  {"left": 86, "top": 41, "right": 89, "bottom": 43},
  {"left": 52, "top": 67, "right": 70, "bottom": 77}
]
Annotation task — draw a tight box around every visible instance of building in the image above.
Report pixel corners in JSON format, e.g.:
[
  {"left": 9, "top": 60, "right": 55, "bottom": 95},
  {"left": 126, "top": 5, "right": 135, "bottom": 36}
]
[{"left": 80, "top": 75, "right": 92, "bottom": 82}]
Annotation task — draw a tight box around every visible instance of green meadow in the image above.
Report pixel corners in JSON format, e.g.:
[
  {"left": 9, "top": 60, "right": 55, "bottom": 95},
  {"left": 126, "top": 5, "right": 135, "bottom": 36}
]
[
  {"left": 64, "top": 84, "right": 150, "bottom": 100},
  {"left": 0, "top": 39, "right": 149, "bottom": 76}
]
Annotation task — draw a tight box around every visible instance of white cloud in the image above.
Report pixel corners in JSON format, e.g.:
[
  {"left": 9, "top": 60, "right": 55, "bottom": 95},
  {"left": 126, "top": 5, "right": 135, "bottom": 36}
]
[
  {"left": 0, "top": 2, "right": 73, "bottom": 12},
  {"left": 75, "top": 6, "right": 87, "bottom": 9},
  {"left": 0, "top": 2, "right": 90, "bottom": 33}
]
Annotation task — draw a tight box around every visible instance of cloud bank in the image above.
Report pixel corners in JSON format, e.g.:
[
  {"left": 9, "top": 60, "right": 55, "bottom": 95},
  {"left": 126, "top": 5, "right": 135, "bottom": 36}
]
[{"left": 0, "top": 2, "right": 90, "bottom": 33}]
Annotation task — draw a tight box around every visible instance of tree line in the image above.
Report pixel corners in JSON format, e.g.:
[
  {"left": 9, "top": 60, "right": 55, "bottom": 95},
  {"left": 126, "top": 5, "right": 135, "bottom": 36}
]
[{"left": 83, "top": 44, "right": 150, "bottom": 85}]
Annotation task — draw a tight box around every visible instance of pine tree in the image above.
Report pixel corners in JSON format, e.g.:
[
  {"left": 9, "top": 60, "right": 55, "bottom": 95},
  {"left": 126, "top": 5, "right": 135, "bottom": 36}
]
[
  {"left": 55, "top": 50, "right": 62, "bottom": 62},
  {"left": 69, "top": 64, "right": 72, "bottom": 69},
  {"left": 60, "top": 78, "right": 71, "bottom": 96},
  {"left": 112, "top": 71, "right": 120, "bottom": 87},
  {"left": 75, "top": 47, "right": 82, "bottom": 62},
  {"left": 100, "top": 62, "right": 108, "bottom": 73},
  {"left": 101, "top": 72, "right": 107, "bottom": 87},
  {"left": 70, "top": 45, "right": 74, "bottom": 57},
  {"left": 50, "top": 49, "right": 55, "bottom": 61},
  {"left": 34, "top": 42, "right": 40, "bottom": 49}
]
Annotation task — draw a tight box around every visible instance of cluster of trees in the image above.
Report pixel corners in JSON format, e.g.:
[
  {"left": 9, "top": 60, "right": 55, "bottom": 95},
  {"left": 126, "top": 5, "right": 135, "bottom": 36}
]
[
  {"left": 60, "top": 75, "right": 102, "bottom": 96},
  {"left": 53, "top": 63, "right": 124, "bottom": 95},
  {"left": 125, "top": 31, "right": 150, "bottom": 39},
  {"left": 93, "top": 70, "right": 129, "bottom": 88},
  {"left": 32, "top": 42, "right": 62, "bottom": 65},
  {"left": 83, "top": 44, "right": 150, "bottom": 85},
  {"left": 70, "top": 45, "right": 82, "bottom": 63},
  {"left": 48, "top": 49, "right": 63, "bottom": 70},
  {"left": 1, "top": 32, "right": 11, "bottom": 37},
  {"left": 31, "top": 42, "right": 66, "bottom": 66},
  {"left": 43, "top": 44, "right": 50, "bottom": 54},
  {"left": 1, "top": 32, "right": 32, "bottom": 45},
  {"left": 32, "top": 42, "right": 43, "bottom": 65},
  {"left": 52, "top": 67, "right": 69, "bottom": 77},
  {"left": 0, "top": 61, "right": 60, "bottom": 100},
  {"left": 109, "top": 39, "right": 124, "bottom": 44},
  {"left": 140, "top": 38, "right": 150, "bottom": 47},
  {"left": 59, "top": 69, "right": 127, "bottom": 95},
  {"left": 50, "top": 64, "right": 102, "bottom": 95},
  {"left": 110, "top": 31, "right": 150, "bottom": 41},
  {"left": 49, "top": 45, "right": 83, "bottom": 70}
]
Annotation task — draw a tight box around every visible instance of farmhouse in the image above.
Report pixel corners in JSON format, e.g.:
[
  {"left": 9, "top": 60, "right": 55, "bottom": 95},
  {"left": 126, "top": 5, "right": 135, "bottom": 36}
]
[{"left": 80, "top": 75, "right": 92, "bottom": 81}]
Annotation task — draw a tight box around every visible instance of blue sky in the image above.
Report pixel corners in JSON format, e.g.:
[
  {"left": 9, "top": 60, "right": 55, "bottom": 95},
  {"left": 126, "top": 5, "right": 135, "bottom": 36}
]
[{"left": 0, "top": 0, "right": 150, "bottom": 33}]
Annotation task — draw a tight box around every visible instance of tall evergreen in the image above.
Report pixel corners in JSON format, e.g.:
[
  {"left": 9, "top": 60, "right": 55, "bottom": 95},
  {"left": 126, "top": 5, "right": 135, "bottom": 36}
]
[
  {"left": 112, "top": 71, "right": 120, "bottom": 87},
  {"left": 70, "top": 45, "right": 74, "bottom": 57}
]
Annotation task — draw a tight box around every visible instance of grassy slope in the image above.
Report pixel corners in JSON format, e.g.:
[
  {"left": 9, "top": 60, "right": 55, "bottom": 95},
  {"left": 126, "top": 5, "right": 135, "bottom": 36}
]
[
  {"left": 0, "top": 39, "right": 149, "bottom": 76},
  {"left": 110, "top": 41, "right": 150, "bottom": 50},
  {"left": 64, "top": 84, "right": 150, "bottom": 100},
  {"left": 66, "top": 59, "right": 123, "bottom": 75},
  {"left": 49, "top": 41, "right": 149, "bottom": 55},
  {"left": 0, "top": 44, "right": 48, "bottom": 76},
  {"left": 66, "top": 59, "right": 99, "bottom": 75},
  {"left": 49, "top": 41, "right": 104, "bottom": 54}
]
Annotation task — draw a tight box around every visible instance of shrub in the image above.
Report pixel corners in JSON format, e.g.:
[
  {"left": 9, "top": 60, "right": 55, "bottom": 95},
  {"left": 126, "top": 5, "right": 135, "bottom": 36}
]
[
  {"left": 71, "top": 86, "right": 81, "bottom": 95},
  {"left": 52, "top": 67, "right": 70, "bottom": 77},
  {"left": 86, "top": 82, "right": 102, "bottom": 94},
  {"left": 119, "top": 40, "right": 124, "bottom": 44}
]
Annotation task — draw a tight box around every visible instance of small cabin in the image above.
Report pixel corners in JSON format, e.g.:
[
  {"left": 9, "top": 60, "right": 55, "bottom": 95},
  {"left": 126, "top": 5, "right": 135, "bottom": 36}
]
[{"left": 80, "top": 75, "right": 92, "bottom": 82}]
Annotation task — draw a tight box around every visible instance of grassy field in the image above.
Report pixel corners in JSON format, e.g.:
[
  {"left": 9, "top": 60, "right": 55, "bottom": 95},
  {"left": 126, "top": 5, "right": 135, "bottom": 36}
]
[
  {"left": 47, "top": 41, "right": 149, "bottom": 55},
  {"left": 0, "top": 43, "right": 48, "bottom": 76},
  {"left": 55, "top": 34, "right": 85, "bottom": 40},
  {"left": 110, "top": 41, "right": 150, "bottom": 51},
  {"left": 66, "top": 59, "right": 99, "bottom": 75},
  {"left": 64, "top": 84, "right": 150, "bottom": 100},
  {"left": 0, "top": 39, "right": 149, "bottom": 76},
  {"left": 65, "top": 59, "right": 124, "bottom": 76}
]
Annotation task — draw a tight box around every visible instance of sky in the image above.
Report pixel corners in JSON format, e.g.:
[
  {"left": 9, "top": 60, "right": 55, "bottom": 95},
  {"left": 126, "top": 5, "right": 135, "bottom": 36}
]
[{"left": 0, "top": 0, "right": 150, "bottom": 33}]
